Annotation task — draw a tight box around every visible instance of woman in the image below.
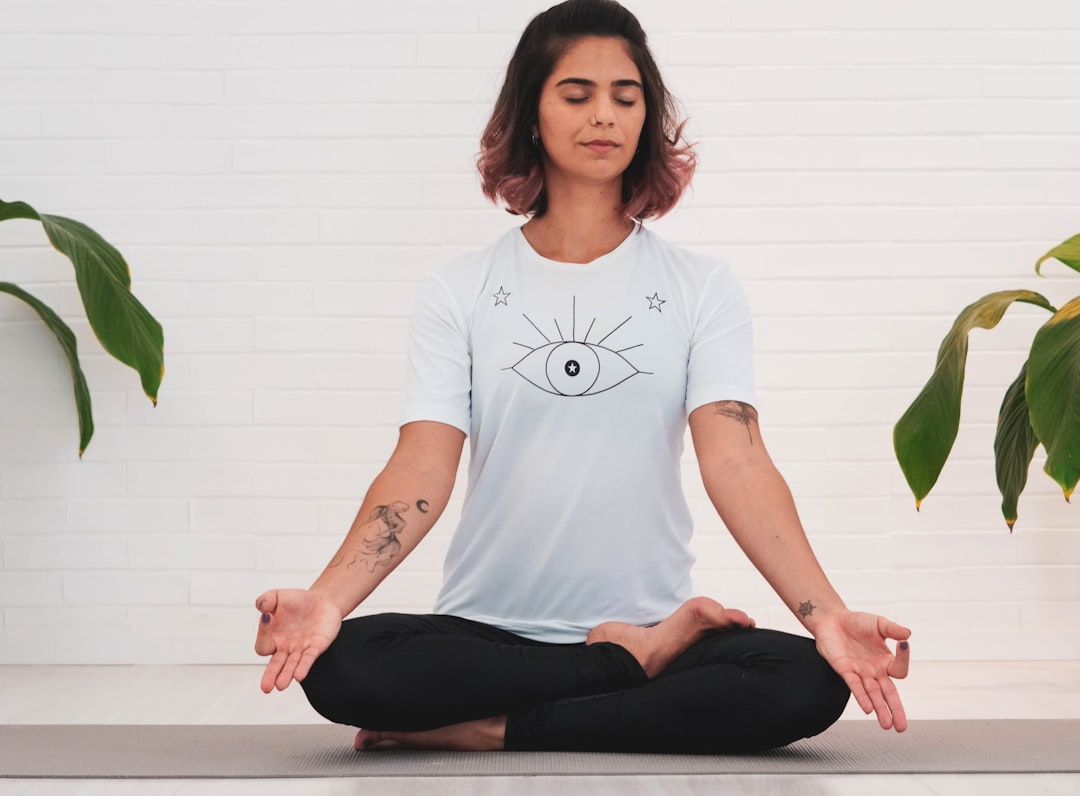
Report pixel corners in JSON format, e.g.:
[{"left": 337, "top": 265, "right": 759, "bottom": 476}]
[{"left": 255, "top": 0, "right": 911, "bottom": 753}]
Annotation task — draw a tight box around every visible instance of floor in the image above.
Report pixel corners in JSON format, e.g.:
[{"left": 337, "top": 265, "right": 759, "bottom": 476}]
[{"left": 1, "top": 661, "right": 1078, "bottom": 794}]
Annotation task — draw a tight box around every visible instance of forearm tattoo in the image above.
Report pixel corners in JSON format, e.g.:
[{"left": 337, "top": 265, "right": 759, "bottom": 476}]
[
  {"left": 798, "top": 600, "right": 816, "bottom": 618},
  {"left": 713, "top": 400, "right": 757, "bottom": 444},
  {"left": 329, "top": 500, "right": 414, "bottom": 573},
  {"left": 361, "top": 501, "right": 410, "bottom": 571}
]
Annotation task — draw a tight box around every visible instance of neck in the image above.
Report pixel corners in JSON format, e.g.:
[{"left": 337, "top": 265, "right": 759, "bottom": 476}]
[{"left": 522, "top": 175, "right": 634, "bottom": 264}]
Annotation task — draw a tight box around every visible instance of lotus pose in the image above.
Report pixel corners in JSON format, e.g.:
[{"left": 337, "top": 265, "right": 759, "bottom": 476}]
[{"left": 255, "top": 0, "right": 911, "bottom": 753}]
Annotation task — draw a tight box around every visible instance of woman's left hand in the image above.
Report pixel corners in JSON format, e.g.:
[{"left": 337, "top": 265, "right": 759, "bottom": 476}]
[{"left": 812, "top": 610, "right": 911, "bottom": 732}]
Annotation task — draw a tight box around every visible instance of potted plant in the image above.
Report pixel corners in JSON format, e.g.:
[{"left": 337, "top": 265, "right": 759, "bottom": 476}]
[
  {"left": 894, "top": 233, "right": 1080, "bottom": 530},
  {"left": 0, "top": 199, "right": 163, "bottom": 456}
]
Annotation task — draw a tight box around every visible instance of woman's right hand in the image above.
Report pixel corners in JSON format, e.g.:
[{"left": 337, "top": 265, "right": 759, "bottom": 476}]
[{"left": 254, "top": 588, "right": 343, "bottom": 693}]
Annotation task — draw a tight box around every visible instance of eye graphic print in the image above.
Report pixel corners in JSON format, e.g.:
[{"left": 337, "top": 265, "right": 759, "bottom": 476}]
[
  {"left": 514, "top": 340, "right": 637, "bottom": 396},
  {"left": 505, "top": 297, "right": 650, "bottom": 397}
]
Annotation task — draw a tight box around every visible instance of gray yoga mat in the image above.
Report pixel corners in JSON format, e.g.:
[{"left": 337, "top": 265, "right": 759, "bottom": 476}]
[{"left": 1, "top": 720, "right": 1078, "bottom": 779}]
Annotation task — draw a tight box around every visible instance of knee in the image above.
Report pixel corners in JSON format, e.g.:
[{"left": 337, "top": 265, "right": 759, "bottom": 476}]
[
  {"left": 298, "top": 617, "right": 408, "bottom": 727},
  {"left": 302, "top": 643, "right": 410, "bottom": 728},
  {"left": 732, "top": 632, "right": 849, "bottom": 749},
  {"left": 786, "top": 643, "right": 851, "bottom": 742},
  {"left": 299, "top": 641, "right": 356, "bottom": 725},
  {"left": 302, "top": 612, "right": 451, "bottom": 729}
]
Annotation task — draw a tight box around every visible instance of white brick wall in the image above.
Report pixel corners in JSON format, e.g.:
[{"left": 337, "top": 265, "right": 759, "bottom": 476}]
[{"left": 1, "top": 0, "right": 1078, "bottom": 663}]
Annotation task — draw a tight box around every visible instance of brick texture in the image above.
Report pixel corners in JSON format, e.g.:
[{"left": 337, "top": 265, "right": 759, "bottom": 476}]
[{"left": 1, "top": 0, "right": 1078, "bottom": 663}]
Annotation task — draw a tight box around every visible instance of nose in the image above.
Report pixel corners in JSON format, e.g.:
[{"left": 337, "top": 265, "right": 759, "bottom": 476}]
[{"left": 591, "top": 94, "right": 617, "bottom": 126}]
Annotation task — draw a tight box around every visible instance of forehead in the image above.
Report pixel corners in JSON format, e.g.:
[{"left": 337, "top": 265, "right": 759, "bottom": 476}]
[{"left": 547, "top": 36, "right": 641, "bottom": 83}]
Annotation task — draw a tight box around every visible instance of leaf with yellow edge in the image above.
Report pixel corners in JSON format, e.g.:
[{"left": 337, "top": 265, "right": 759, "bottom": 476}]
[
  {"left": 994, "top": 362, "right": 1039, "bottom": 531},
  {"left": 895, "top": 290, "right": 1056, "bottom": 507},
  {"left": 1035, "top": 232, "right": 1080, "bottom": 276},
  {"left": 1026, "top": 296, "right": 1080, "bottom": 501}
]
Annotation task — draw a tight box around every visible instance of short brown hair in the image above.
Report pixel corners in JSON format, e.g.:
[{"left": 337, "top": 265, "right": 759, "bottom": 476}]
[{"left": 477, "top": 0, "right": 696, "bottom": 220}]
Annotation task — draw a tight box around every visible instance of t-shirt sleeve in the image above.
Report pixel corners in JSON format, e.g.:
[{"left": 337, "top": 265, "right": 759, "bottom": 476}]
[
  {"left": 685, "top": 264, "right": 757, "bottom": 415},
  {"left": 399, "top": 272, "right": 472, "bottom": 435}
]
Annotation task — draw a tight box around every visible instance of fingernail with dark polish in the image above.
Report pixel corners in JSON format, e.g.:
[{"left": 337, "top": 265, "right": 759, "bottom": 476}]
[
  {"left": 261, "top": 613, "right": 271, "bottom": 624},
  {"left": 899, "top": 641, "right": 909, "bottom": 651}
]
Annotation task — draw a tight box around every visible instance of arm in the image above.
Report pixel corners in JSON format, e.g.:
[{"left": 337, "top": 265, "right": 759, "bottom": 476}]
[
  {"left": 310, "top": 419, "right": 465, "bottom": 616},
  {"left": 688, "top": 401, "right": 911, "bottom": 731},
  {"left": 255, "top": 420, "right": 465, "bottom": 692},
  {"left": 689, "top": 401, "right": 843, "bottom": 626}
]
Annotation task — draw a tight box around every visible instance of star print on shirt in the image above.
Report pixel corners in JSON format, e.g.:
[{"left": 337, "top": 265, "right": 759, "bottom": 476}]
[
  {"left": 493, "top": 287, "right": 511, "bottom": 307},
  {"left": 646, "top": 292, "right": 666, "bottom": 312}
]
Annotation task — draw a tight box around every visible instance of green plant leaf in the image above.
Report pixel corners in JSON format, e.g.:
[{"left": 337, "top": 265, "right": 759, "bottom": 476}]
[
  {"left": 894, "top": 290, "right": 1056, "bottom": 508},
  {"left": 994, "top": 362, "right": 1039, "bottom": 531},
  {"left": 0, "top": 200, "right": 39, "bottom": 224},
  {"left": 1026, "top": 296, "right": 1080, "bottom": 501},
  {"left": 0, "top": 198, "right": 163, "bottom": 403},
  {"left": 1035, "top": 232, "right": 1080, "bottom": 276},
  {"left": 0, "top": 281, "right": 94, "bottom": 455}
]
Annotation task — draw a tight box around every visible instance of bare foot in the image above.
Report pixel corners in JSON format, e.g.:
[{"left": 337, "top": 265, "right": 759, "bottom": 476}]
[
  {"left": 586, "top": 596, "right": 754, "bottom": 678},
  {"left": 354, "top": 715, "right": 507, "bottom": 752}
]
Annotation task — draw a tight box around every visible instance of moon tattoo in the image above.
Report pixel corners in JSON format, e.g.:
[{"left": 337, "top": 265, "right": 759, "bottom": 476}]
[{"left": 416, "top": 499, "right": 430, "bottom": 513}]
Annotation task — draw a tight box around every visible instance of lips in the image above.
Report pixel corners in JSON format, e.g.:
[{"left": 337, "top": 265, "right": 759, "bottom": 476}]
[{"left": 584, "top": 140, "right": 618, "bottom": 153}]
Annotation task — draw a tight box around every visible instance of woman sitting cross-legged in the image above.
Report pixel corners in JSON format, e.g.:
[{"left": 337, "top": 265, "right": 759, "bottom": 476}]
[{"left": 254, "top": 0, "right": 911, "bottom": 754}]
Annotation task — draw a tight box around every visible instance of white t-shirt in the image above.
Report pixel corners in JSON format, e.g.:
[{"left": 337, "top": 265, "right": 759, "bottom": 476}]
[{"left": 400, "top": 225, "right": 756, "bottom": 643}]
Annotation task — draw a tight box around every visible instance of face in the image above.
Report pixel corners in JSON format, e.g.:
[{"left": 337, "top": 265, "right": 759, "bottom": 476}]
[{"left": 535, "top": 36, "right": 647, "bottom": 191}]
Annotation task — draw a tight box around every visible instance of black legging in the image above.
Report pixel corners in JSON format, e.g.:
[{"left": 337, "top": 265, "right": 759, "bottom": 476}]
[{"left": 300, "top": 612, "right": 851, "bottom": 753}]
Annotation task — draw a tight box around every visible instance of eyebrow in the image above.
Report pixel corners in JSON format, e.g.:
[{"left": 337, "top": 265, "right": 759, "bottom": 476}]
[{"left": 555, "top": 77, "right": 643, "bottom": 90}]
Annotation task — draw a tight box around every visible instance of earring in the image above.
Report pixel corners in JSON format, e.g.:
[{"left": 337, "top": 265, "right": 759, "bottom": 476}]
[{"left": 531, "top": 132, "right": 539, "bottom": 146}]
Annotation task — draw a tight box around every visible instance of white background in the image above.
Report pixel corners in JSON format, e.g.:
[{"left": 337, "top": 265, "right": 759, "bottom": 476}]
[{"left": 0, "top": 0, "right": 1078, "bottom": 664}]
